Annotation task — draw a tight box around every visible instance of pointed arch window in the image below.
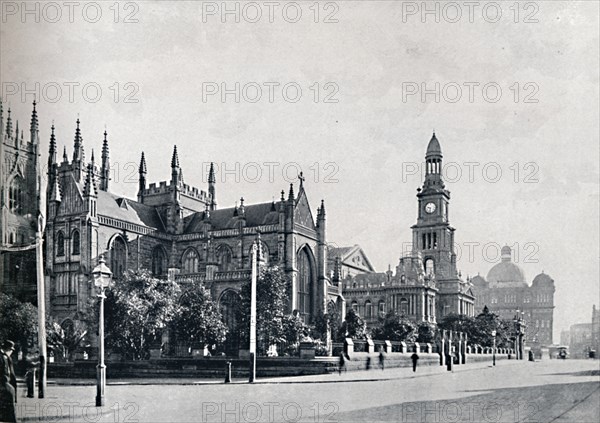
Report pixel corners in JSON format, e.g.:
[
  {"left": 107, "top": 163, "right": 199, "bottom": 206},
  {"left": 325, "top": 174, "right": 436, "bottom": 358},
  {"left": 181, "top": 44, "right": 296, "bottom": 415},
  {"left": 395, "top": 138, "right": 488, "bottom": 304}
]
[
  {"left": 72, "top": 230, "right": 80, "bottom": 255},
  {"left": 217, "top": 245, "right": 233, "bottom": 272},
  {"left": 151, "top": 246, "right": 168, "bottom": 276},
  {"left": 56, "top": 231, "right": 65, "bottom": 257},
  {"left": 365, "top": 301, "right": 372, "bottom": 319},
  {"left": 297, "top": 247, "right": 314, "bottom": 322},
  {"left": 9, "top": 177, "right": 24, "bottom": 214},
  {"left": 110, "top": 236, "right": 127, "bottom": 279},
  {"left": 182, "top": 248, "right": 199, "bottom": 274}
]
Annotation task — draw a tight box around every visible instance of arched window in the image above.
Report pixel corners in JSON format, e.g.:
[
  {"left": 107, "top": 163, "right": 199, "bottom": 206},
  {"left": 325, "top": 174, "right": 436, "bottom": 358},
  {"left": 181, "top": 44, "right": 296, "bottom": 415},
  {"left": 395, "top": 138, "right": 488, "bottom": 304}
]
[
  {"left": 297, "top": 247, "right": 314, "bottom": 322},
  {"left": 56, "top": 231, "right": 65, "bottom": 257},
  {"left": 425, "top": 258, "right": 435, "bottom": 276},
  {"left": 379, "top": 300, "right": 386, "bottom": 317},
  {"left": 217, "top": 245, "right": 233, "bottom": 272},
  {"left": 151, "top": 246, "right": 168, "bottom": 276},
  {"left": 351, "top": 301, "right": 358, "bottom": 313},
  {"left": 399, "top": 298, "right": 409, "bottom": 315},
  {"left": 365, "top": 301, "right": 372, "bottom": 319},
  {"left": 72, "top": 230, "right": 80, "bottom": 255},
  {"left": 110, "top": 236, "right": 127, "bottom": 279},
  {"left": 8, "top": 177, "right": 24, "bottom": 214},
  {"left": 182, "top": 248, "right": 199, "bottom": 274},
  {"left": 219, "top": 290, "right": 241, "bottom": 355}
]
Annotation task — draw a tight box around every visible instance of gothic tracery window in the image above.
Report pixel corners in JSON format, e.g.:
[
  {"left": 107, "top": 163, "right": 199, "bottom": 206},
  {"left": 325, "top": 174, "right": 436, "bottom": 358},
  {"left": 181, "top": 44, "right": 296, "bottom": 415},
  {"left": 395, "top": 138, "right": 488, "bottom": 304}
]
[
  {"left": 217, "top": 245, "right": 233, "bottom": 272},
  {"left": 182, "top": 248, "right": 199, "bottom": 274},
  {"left": 151, "top": 246, "right": 167, "bottom": 276},
  {"left": 110, "top": 236, "right": 127, "bottom": 279},
  {"left": 8, "top": 177, "right": 24, "bottom": 214},
  {"left": 297, "top": 247, "right": 314, "bottom": 322}
]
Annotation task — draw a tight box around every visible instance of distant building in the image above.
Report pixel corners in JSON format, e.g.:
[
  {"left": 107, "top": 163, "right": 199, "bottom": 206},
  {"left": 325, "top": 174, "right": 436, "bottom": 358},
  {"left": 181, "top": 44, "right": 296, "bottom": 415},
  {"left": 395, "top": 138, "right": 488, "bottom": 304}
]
[
  {"left": 0, "top": 100, "right": 40, "bottom": 304},
  {"left": 339, "top": 134, "right": 475, "bottom": 326},
  {"left": 471, "top": 247, "right": 555, "bottom": 350},
  {"left": 568, "top": 323, "right": 593, "bottom": 359}
]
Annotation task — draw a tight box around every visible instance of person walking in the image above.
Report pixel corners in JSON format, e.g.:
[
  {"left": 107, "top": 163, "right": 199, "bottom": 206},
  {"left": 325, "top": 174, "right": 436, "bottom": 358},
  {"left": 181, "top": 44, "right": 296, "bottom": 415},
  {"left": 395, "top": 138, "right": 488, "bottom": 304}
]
[
  {"left": 0, "top": 340, "right": 18, "bottom": 422},
  {"left": 411, "top": 350, "right": 419, "bottom": 373},
  {"left": 338, "top": 352, "right": 346, "bottom": 375},
  {"left": 379, "top": 348, "right": 385, "bottom": 371}
]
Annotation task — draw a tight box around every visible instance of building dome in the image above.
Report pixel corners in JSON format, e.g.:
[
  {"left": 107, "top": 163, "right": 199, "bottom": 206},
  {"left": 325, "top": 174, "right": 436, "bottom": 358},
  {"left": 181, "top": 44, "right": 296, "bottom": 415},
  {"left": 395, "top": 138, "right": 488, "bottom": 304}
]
[
  {"left": 532, "top": 272, "right": 554, "bottom": 287},
  {"left": 470, "top": 274, "right": 488, "bottom": 288},
  {"left": 486, "top": 246, "right": 527, "bottom": 287}
]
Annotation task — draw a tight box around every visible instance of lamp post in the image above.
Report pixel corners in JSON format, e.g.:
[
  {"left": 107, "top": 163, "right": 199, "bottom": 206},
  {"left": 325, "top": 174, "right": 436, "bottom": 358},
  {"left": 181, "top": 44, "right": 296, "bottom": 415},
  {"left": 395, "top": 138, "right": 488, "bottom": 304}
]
[
  {"left": 92, "top": 256, "right": 112, "bottom": 407},
  {"left": 491, "top": 330, "right": 496, "bottom": 366},
  {"left": 248, "top": 241, "right": 258, "bottom": 383}
]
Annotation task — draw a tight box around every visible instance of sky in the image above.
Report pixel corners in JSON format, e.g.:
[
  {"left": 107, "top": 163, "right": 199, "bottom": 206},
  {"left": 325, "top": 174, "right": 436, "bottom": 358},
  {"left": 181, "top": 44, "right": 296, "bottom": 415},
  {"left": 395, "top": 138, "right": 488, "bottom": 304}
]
[{"left": 1, "top": 0, "right": 598, "bottom": 341}]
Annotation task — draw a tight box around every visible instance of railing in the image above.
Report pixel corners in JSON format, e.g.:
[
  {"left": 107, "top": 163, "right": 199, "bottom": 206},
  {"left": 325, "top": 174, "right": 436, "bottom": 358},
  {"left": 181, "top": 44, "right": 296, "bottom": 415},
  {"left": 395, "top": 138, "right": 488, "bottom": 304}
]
[
  {"left": 213, "top": 270, "right": 251, "bottom": 281},
  {"left": 175, "top": 273, "right": 206, "bottom": 283}
]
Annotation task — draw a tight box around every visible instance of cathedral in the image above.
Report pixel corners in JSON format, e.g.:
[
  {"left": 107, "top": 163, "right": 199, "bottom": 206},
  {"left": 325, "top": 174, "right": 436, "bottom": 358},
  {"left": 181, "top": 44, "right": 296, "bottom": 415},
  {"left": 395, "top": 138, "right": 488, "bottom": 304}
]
[
  {"left": 0, "top": 100, "right": 40, "bottom": 304},
  {"left": 43, "top": 112, "right": 344, "bottom": 354},
  {"left": 339, "top": 134, "right": 476, "bottom": 325}
]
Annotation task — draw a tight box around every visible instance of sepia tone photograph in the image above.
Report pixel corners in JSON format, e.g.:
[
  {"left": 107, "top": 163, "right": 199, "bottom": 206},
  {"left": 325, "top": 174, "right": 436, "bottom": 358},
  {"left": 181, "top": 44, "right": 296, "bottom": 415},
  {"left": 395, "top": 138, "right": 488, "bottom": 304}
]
[{"left": 0, "top": 1, "right": 598, "bottom": 422}]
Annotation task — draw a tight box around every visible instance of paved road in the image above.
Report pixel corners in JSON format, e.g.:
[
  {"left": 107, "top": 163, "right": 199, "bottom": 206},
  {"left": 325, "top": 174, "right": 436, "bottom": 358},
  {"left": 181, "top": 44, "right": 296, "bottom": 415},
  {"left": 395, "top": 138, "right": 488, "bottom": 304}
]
[{"left": 15, "top": 359, "right": 600, "bottom": 422}]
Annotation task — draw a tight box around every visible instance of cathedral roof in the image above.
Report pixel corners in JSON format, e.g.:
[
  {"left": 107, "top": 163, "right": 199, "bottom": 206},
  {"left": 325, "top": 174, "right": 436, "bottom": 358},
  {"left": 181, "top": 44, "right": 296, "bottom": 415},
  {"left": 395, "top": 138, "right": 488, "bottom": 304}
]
[
  {"left": 96, "top": 190, "right": 165, "bottom": 231},
  {"left": 185, "top": 201, "right": 279, "bottom": 232},
  {"left": 486, "top": 246, "right": 527, "bottom": 287}
]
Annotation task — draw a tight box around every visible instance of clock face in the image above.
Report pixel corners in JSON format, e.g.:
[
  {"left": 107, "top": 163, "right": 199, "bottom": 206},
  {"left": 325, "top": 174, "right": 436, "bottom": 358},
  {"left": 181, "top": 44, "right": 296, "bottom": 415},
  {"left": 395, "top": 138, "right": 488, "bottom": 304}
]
[{"left": 425, "top": 202, "right": 436, "bottom": 214}]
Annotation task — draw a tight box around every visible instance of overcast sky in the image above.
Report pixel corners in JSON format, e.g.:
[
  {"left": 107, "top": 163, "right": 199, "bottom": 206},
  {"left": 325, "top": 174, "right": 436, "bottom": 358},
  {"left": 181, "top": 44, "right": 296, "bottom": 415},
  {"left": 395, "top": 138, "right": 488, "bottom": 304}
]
[{"left": 2, "top": 0, "right": 598, "bottom": 340}]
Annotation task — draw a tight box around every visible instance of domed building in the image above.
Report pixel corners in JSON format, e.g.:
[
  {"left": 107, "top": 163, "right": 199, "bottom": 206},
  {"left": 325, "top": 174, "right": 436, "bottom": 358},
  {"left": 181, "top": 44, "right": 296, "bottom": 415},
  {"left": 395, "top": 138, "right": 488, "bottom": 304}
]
[{"left": 470, "top": 246, "right": 555, "bottom": 351}]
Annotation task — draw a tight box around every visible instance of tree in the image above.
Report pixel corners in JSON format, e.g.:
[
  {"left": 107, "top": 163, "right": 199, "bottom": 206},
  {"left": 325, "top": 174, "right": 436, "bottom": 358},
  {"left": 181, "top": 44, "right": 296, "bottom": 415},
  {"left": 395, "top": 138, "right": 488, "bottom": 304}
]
[
  {"left": 169, "top": 283, "right": 227, "bottom": 350},
  {"left": 437, "top": 308, "right": 512, "bottom": 348},
  {"left": 0, "top": 293, "right": 38, "bottom": 355},
  {"left": 337, "top": 309, "right": 367, "bottom": 340},
  {"left": 237, "top": 265, "right": 288, "bottom": 353},
  {"left": 437, "top": 313, "right": 474, "bottom": 335},
  {"left": 100, "top": 270, "right": 181, "bottom": 360},
  {"left": 45, "top": 319, "right": 88, "bottom": 361},
  {"left": 416, "top": 321, "right": 437, "bottom": 343},
  {"left": 372, "top": 310, "right": 417, "bottom": 342}
]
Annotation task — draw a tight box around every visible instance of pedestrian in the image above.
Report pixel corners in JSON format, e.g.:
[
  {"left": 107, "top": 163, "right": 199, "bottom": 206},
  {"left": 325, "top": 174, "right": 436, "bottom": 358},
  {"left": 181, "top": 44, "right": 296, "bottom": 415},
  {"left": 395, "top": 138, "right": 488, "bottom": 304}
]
[
  {"left": 379, "top": 348, "right": 385, "bottom": 371},
  {"left": 338, "top": 352, "right": 346, "bottom": 375},
  {"left": 411, "top": 350, "right": 419, "bottom": 373},
  {"left": 0, "top": 340, "right": 18, "bottom": 423}
]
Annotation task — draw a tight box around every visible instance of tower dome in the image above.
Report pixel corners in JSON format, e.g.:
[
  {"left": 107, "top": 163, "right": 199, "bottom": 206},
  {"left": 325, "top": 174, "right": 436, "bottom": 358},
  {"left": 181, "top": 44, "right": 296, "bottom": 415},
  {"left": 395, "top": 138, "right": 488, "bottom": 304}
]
[
  {"left": 426, "top": 132, "right": 442, "bottom": 159},
  {"left": 486, "top": 246, "right": 527, "bottom": 287},
  {"left": 532, "top": 271, "right": 554, "bottom": 287}
]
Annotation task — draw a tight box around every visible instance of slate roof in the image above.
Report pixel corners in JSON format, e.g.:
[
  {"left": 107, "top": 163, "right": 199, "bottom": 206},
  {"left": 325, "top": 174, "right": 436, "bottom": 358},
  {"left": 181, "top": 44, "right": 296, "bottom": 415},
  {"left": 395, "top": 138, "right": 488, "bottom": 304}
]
[
  {"left": 185, "top": 201, "right": 279, "bottom": 232},
  {"left": 96, "top": 190, "right": 165, "bottom": 231}
]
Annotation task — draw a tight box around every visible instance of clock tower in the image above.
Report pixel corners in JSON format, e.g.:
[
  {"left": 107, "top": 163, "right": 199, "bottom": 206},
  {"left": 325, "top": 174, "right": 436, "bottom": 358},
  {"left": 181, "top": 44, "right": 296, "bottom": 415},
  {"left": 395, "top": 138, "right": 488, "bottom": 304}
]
[{"left": 410, "top": 133, "right": 475, "bottom": 317}]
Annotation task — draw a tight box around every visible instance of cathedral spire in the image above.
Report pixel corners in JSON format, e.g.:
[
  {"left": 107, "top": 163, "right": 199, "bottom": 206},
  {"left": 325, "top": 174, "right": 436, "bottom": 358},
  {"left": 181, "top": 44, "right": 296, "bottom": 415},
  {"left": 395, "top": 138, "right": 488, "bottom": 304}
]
[
  {"left": 14, "top": 120, "right": 19, "bottom": 147},
  {"left": 100, "top": 130, "right": 110, "bottom": 191},
  {"left": 170, "top": 145, "right": 183, "bottom": 186},
  {"left": 137, "top": 151, "right": 147, "bottom": 202},
  {"left": 73, "top": 118, "right": 85, "bottom": 163},
  {"left": 5, "top": 107, "right": 12, "bottom": 139},
  {"left": 63, "top": 146, "right": 68, "bottom": 163},
  {"left": 171, "top": 145, "right": 180, "bottom": 168},
  {"left": 288, "top": 183, "right": 295, "bottom": 202},
  {"left": 208, "top": 162, "right": 217, "bottom": 210},
  {"left": 48, "top": 124, "right": 57, "bottom": 166},
  {"left": 30, "top": 100, "right": 39, "bottom": 144},
  {"left": 83, "top": 162, "right": 98, "bottom": 197}
]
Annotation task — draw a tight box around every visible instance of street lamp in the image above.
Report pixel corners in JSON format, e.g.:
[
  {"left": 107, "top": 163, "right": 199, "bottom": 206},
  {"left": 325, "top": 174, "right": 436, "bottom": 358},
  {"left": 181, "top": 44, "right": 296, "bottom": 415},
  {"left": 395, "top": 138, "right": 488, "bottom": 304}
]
[
  {"left": 92, "top": 255, "right": 112, "bottom": 407},
  {"left": 491, "top": 330, "right": 496, "bottom": 366}
]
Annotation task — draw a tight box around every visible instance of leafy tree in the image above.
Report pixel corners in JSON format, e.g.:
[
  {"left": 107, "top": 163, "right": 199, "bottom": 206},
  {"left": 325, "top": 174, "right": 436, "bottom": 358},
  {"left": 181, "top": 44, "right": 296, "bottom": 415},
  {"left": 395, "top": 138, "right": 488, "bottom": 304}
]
[
  {"left": 100, "top": 270, "right": 181, "bottom": 360},
  {"left": 437, "top": 313, "right": 474, "bottom": 335},
  {"left": 416, "top": 321, "right": 437, "bottom": 343},
  {"left": 337, "top": 309, "right": 367, "bottom": 340},
  {"left": 438, "top": 308, "right": 512, "bottom": 348},
  {"left": 282, "top": 313, "right": 310, "bottom": 344},
  {"left": 0, "top": 293, "right": 38, "bottom": 354},
  {"left": 372, "top": 310, "right": 417, "bottom": 342},
  {"left": 237, "top": 265, "right": 288, "bottom": 353},
  {"left": 45, "top": 319, "right": 88, "bottom": 361},
  {"left": 169, "top": 283, "right": 227, "bottom": 349}
]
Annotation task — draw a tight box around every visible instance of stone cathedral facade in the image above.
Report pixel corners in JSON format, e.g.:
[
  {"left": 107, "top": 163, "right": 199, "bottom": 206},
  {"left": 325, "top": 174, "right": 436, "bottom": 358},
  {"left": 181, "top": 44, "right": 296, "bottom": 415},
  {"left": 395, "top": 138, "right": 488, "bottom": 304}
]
[
  {"left": 43, "top": 114, "right": 344, "bottom": 353},
  {"left": 0, "top": 100, "right": 40, "bottom": 304}
]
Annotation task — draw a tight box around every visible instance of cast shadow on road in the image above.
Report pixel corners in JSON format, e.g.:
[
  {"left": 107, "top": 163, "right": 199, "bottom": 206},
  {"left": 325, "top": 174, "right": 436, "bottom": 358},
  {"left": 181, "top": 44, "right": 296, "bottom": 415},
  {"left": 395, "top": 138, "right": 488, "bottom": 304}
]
[{"left": 334, "top": 381, "right": 600, "bottom": 423}]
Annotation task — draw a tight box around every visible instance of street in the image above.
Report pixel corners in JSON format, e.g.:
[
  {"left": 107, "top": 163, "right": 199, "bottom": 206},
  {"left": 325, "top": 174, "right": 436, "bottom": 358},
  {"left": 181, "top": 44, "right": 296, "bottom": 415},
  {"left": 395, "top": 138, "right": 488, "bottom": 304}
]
[{"left": 14, "top": 359, "right": 599, "bottom": 422}]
